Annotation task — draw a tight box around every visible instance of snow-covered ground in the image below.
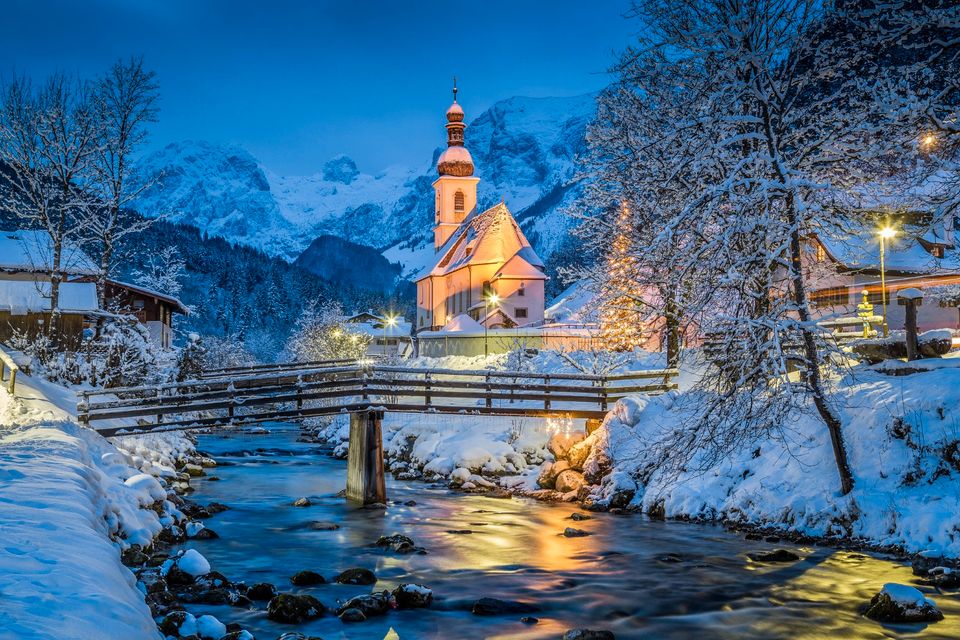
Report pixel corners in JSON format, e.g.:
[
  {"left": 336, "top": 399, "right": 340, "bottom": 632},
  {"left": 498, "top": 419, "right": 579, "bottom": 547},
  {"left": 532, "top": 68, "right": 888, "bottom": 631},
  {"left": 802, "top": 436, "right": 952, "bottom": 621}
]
[
  {"left": 0, "top": 373, "right": 193, "bottom": 639},
  {"left": 592, "top": 363, "right": 960, "bottom": 557}
]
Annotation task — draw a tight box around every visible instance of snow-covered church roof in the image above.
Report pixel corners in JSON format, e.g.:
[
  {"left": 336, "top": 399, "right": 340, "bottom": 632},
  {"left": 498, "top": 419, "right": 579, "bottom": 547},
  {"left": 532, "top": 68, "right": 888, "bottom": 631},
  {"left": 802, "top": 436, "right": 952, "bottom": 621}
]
[{"left": 417, "top": 202, "right": 546, "bottom": 281}]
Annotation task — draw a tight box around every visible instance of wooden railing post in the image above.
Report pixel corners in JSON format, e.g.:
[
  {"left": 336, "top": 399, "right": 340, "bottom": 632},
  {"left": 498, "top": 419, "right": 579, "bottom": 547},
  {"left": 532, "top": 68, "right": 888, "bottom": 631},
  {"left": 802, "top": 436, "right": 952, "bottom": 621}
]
[
  {"left": 544, "top": 374, "right": 551, "bottom": 411},
  {"left": 227, "top": 385, "right": 235, "bottom": 424},
  {"left": 485, "top": 373, "right": 492, "bottom": 409},
  {"left": 600, "top": 376, "right": 609, "bottom": 412},
  {"left": 296, "top": 374, "right": 304, "bottom": 413},
  {"left": 424, "top": 372, "right": 432, "bottom": 407}
]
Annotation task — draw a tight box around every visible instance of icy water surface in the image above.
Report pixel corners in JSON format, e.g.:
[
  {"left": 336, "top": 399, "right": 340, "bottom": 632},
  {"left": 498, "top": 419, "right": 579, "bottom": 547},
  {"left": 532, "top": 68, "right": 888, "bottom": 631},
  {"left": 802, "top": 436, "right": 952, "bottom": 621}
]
[{"left": 176, "top": 424, "right": 960, "bottom": 639}]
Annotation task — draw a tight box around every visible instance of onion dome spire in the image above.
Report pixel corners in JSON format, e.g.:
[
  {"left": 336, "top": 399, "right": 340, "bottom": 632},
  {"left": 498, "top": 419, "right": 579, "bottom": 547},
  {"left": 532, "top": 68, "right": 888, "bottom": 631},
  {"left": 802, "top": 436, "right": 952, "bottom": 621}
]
[{"left": 437, "top": 77, "right": 474, "bottom": 177}]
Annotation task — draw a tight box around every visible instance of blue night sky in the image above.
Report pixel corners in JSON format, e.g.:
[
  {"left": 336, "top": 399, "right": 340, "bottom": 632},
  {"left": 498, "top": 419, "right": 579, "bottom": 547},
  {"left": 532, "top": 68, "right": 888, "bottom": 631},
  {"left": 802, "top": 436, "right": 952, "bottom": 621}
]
[{"left": 1, "top": 0, "right": 638, "bottom": 175}]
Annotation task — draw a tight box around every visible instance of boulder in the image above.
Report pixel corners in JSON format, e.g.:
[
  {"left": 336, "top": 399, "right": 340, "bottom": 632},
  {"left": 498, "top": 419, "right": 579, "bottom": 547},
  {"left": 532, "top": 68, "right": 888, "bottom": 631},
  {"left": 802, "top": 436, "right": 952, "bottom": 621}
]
[
  {"left": 292, "top": 497, "right": 312, "bottom": 507},
  {"left": 471, "top": 597, "right": 538, "bottom": 616},
  {"left": 218, "top": 631, "right": 255, "bottom": 640},
  {"left": 563, "top": 630, "right": 616, "bottom": 640},
  {"left": 566, "top": 439, "right": 594, "bottom": 472},
  {"left": 864, "top": 583, "right": 943, "bottom": 623},
  {"left": 290, "top": 570, "right": 325, "bottom": 586},
  {"left": 537, "top": 460, "right": 570, "bottom": 489},
  {"left": 555, "top": 469, "right": 586, "bottom": 494},
  {"left": 121, "top": 545, "right": 150, "bottom": 566},
  {"left": 246, "top": 582, "right": 278, "bottom": 601},
  {"left": 748, "top": 549, "right": 800, "bottom": 563},
  {"left": 159, "top": 611, "right": 192, "bottom": 637},
  {"left": 145, "top": 589, "right": 181, "bottom": 617},
  {"left": 334, "top": 567, "right": 377, "bottom": 585},
  {"left": 276, "top": 634, "right": 325, "bottom": 640},
  {"left": 183, "top": 463, "right": 205, "bottom": 477},
  {"left": 267, "top": 593, "right": 326, "bottom": 623},
  {"left": 308, "top": 521, "right": 340, "bottom": 531},
  {"left": 570, "top": 513, "right": 592, "bottom": 522},
  {"left": 206, "top": 502, "right": 230, "bottom": 514},
  {"left": 376, "top": 534, "right": 416, "bottom": 553},
  {"left": 336, "top": 590, "right": 393, "bottom": 617},
  {"left": 548, "top": 431, "right": 587, "bottom": 460},
  {"left": 583, "top": 448, "right": 614, "bottom": 485},
  {"left": 339, "top": 607, "right": 367, "bottom": 623},
  {"left": 563, "top": 527, "right": 591, "bottom": 538},
  {"left": 392, "top": 583, "right": 433, "bottom": 608}
]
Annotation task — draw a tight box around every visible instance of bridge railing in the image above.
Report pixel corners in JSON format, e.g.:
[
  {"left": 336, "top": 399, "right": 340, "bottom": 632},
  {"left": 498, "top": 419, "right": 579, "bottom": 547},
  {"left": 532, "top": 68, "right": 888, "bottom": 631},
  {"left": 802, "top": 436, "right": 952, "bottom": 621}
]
[{"left": 77, "top": 364, "right": 679, "bottom": 436}]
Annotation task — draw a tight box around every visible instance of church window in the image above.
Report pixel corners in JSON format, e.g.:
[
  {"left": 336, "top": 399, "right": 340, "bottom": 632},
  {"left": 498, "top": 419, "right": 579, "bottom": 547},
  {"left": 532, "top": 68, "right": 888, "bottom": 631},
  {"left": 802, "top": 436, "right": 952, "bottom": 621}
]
[
  {"left": 518, "top": 282, "right": 526, "bottom": 297},
  {"left": 454, "top": 190, "right": 465, "bottom": 213},
  {"left": 515, "top": 307, "right": 529, "bottom": 319}
]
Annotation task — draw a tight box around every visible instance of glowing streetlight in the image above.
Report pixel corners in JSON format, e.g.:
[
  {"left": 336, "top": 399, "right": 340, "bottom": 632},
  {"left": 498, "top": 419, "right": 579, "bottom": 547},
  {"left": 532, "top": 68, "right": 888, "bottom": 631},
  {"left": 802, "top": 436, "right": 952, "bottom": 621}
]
[
  {"left": 921, "top": 133, "right": 937, "bottom": 149},
  {"left": 484, "top": 292, "right": 500, "bottom": 357},
  {"left": 878, "top": 226, "right": 896, "bottom": 337},
  {"left": 383, "top": 314, "right": 398, "bottom": 357}
]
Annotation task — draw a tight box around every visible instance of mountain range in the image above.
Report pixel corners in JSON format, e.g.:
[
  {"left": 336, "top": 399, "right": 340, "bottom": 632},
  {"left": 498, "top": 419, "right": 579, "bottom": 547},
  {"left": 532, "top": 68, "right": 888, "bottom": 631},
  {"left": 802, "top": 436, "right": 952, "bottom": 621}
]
[{"left": 133, "top": 93, "right": 597, "bottom": 287}]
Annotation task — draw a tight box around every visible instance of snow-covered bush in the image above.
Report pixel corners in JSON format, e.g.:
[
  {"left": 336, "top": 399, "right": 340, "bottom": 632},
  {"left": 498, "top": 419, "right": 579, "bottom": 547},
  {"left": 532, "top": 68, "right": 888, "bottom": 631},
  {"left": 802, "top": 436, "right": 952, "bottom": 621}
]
[
  {"left": 176, "top": 333, "right": 206, "bottom": 381},
  {"left": 200, "top": 334, "right": 259, "bottom": 371},
  {"left": 285, "top": 299, "right": 370, "bottom": 361}
]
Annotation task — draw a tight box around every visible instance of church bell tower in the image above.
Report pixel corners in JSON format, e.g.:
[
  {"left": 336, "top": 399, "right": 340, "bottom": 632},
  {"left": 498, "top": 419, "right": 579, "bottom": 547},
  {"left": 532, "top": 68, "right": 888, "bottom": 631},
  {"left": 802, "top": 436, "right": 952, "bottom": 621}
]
[{"left": 433, "top": 80, "right": 480, "bottom": 251}]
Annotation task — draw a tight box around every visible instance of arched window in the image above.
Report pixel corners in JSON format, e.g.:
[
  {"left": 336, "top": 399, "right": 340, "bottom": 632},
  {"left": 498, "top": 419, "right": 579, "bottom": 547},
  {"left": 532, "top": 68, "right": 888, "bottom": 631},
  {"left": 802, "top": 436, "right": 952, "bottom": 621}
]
[{"left": 454, "top": 190, "right": 465, "bottom": 213}]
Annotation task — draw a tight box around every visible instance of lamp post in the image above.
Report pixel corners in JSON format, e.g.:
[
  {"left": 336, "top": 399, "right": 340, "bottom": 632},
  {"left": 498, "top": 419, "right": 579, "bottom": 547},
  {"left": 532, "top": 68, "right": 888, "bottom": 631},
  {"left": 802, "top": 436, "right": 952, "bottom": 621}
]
[
  {"left": 384, "top": 314, "right": 397, "bottom": 357},
  {"left": 878, "top": 226, "right": 896, "bottom": 337},
  {"left": 484, "top": 293, "right": 499, "bottom": 357}
]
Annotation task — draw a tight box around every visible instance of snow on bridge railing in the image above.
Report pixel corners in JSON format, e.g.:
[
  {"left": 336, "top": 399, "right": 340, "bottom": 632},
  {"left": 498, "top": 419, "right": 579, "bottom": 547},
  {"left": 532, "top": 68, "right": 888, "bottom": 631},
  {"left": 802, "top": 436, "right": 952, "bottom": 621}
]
[
  {"left": 0, "top": 344, "right": 19, "bottom": 395},
  {"left": 76, "top": 364, "right": 679, "bottom": 435}
]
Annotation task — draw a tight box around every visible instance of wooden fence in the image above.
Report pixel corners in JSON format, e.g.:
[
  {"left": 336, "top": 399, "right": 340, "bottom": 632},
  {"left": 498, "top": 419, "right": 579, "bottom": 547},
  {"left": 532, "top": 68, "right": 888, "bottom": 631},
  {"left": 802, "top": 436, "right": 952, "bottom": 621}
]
[{"left": 77, "top": 364, "right": 678, "bottom": 437}]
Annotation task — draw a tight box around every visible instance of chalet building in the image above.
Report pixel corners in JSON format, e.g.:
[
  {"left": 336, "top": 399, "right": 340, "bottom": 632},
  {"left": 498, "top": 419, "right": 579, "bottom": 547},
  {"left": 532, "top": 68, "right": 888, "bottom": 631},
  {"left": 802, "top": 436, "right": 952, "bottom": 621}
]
[
  {"left": 806, "top": 214, "right": 960, "bottom": 333},
  {"left": 415, "top": 87, "right": 547, "bottom": 333},
  {"left": 0, "top": 230, "right": 187, "bottom": 349},
  {"left": 344, "top": 311, "right": 413, "bottom": 358}
]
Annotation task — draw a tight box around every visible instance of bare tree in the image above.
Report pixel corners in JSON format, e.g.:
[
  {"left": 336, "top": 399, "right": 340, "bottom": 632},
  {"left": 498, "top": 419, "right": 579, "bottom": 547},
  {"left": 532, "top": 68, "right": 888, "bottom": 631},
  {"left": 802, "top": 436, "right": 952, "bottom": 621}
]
[
  {"left": 87, "top": 57, "right": 160, "bottom": 307},
  {"left": 0, "top": 73, "right": 99, "bottom": 341}
]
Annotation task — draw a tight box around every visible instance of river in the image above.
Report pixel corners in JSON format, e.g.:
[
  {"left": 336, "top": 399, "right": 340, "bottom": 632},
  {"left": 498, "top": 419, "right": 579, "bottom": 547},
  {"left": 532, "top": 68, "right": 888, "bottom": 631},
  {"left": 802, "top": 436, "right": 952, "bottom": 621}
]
[{"left": 174, "top": 423, "right": 960, "bottom": 639}]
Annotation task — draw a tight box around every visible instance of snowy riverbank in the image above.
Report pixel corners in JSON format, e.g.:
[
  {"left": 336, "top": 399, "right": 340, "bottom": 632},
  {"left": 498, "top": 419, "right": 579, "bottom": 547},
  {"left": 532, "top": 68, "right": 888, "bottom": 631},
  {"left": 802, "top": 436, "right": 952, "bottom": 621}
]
[{"left": 0, "top": 375, "right": 200, "bottom": 639}]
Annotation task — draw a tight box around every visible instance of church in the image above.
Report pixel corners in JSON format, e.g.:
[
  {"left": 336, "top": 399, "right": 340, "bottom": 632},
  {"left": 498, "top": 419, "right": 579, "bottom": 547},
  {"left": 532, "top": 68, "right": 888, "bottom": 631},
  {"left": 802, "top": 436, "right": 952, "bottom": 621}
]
[{"left": 415, "top": 87, "right": 547, "bottom": 333}]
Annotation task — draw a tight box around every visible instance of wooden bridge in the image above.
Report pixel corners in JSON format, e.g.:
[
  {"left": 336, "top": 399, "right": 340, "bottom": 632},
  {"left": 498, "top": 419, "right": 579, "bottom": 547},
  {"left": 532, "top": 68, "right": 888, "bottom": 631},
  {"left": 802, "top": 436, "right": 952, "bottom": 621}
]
[{"left": 78, "top": 362, "right": 677, "bottom": 504}]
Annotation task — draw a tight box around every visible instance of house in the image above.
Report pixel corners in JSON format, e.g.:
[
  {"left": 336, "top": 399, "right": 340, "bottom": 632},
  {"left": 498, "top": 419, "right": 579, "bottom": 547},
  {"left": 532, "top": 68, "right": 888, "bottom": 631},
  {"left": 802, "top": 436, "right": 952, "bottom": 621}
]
[
  {"left": 0, "top": 230, "right": 187, "bottom": 349},
  {"left": 806, "top": 214, "right": 960, "bottom": 333},
  {"left": 343, "top": 311, "right": 413, "bottom": 358},
  {"left": 414, "top": 86, "right": 547, "bottom": 334}
]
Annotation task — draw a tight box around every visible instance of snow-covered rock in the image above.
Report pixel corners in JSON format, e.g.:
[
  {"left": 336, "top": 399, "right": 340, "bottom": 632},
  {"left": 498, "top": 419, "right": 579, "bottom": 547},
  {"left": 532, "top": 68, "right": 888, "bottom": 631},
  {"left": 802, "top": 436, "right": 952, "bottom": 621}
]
[{"left": 865, "top": 583, "right": 943, "bottom": 623}]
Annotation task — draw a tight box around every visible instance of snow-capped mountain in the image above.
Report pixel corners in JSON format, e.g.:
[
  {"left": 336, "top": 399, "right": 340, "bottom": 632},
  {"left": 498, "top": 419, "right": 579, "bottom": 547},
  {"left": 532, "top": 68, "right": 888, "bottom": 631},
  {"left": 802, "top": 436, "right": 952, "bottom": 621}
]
[{"left": 133, "top": 93, "right": 597, "bottom": 272}]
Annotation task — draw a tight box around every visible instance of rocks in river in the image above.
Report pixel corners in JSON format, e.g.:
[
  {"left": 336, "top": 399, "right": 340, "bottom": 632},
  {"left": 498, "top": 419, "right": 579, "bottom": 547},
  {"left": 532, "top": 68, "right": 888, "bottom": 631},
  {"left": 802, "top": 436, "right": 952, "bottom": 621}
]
[
  {"left": 183, "top": 463, "right": 205, "bottom": 477},
  {"left": 919, "top": 566, "right": 960, "bottom": 589},
  {"left": 192, "top": 527, "right": 220, "bottom": 540},
  {"left": 334, "top": 567, "right": 377, "bottom": 585},
  {"left": 392, "top": 583, "right": 433, "bottom": 609},
  {"left": 563, "top": 527, "right": 591, "bottom": 538},
  {"left": 566, "top": 439, "right": 593, "bottom": 472},
  {"left": 159, "top": 611, "right": 226, "bottom": 639},
  {"left": 145, "top": 589, "right": 181, "bottom": 617},
  {"left": 563, "top": 630, "right": 616, "bottom": 640},
  {"left": 219, "top": 631, "right": 255, "bottom": 640},
  {"left": 185, "top": 521, "right": 219, "bottom": 539},
  {"left": 537, "top": 460, "right": 569, "bottom": 489},
  {"left": 277, "top": 634, "right": 325, "bottom": 640},
  {"left": 308, "top": 521, "right": 340, "bottom": 531},
  {"left": 375, "top": 534, "right": 423, "bottom": 553},
  {"left": 865, "top": 583, "right": 943, "bottom": 623},
  {"left": 339, "top": 607, "right": 367, "bottom": 622},
  {"left": 246, "top": 582, "right": 278, "bottom": 601},
  {"left": 570, "top": 513, "right": 592, "bottom": 522},
  {"left": 745, "top": 533, "right": 762, "bottom": 541},
  {"left": 521, "top": 616, "right": 539, "bottom": 624},
  {"left": 267, "top": 593, "right": 327, "bottom": 623},
  {"left": 471, "top": 597, "right": 538, "bottom": 616},
  {"left": 555, "top": 469, "right": 587, "bottom": 494},
  {"left": 290, "top": 570, "right": 326, "bottom": 586},
  {"left": 136, "top": 568, "right": 168, "bottom": 594},
  {"left": 336, "top": 590, "right": 393, "bottom": 617},
  {"left": 159, "top": 524, "right": 187, "bottom": 544},
  {"left": 292, "top": 497, "right": 312, "bottom": 507},
  {"left": 121, "top": 545, "right": 150, "bottom": 566},
  {"left": 548, "top": 432, "right": 586, "bottom": 460},
  {"left": 206, "top": 501, "right": 230, "bottom": 514},
  {"left": 748, "top": 549, "right": 800, "bottom": 563},
  {"left": 446, "top": 529, "right": 473, "bottom": 535}
]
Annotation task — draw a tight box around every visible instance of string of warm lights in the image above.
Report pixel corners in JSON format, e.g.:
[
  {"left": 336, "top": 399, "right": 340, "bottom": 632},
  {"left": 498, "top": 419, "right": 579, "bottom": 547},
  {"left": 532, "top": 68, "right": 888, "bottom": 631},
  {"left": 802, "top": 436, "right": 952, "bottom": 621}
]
[{"left": 600, "top": 202, "right": 646, "bottom": 351}]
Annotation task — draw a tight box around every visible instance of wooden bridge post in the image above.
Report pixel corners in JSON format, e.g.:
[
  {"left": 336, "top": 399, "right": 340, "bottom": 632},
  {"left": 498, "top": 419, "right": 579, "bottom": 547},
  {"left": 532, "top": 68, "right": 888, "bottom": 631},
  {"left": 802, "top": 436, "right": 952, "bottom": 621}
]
[{"left": 346, "top": 410, "right": 387, "bottom": 505}]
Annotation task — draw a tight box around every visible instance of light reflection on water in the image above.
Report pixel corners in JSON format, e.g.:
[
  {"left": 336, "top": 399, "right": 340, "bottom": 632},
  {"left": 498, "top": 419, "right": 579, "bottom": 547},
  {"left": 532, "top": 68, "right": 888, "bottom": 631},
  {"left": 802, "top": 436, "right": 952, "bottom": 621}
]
[{"left": 175, "top": 424, "right": 960, "bottom": 639}]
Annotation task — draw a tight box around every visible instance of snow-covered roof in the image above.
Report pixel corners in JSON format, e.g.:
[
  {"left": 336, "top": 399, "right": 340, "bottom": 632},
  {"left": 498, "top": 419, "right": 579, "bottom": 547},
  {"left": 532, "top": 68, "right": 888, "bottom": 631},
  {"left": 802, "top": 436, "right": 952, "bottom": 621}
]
[
  {"left": 544, "top": 279, "right": 599, "bottom": 324},
  {"left": 441, "top": 313, "right": 484, "bottom": 332},
  {"left": 816, "top": 226, "right": 960, "bottom": 275},
  {"left": 344, "top": 320, "right": 412, "bottom": 339},
  {"left": 108, "top": 279, "right": 190, "bottom": 315},
  {"left": 0, "top": 280, "right": 98, "bottom": 315},
  {"left": 493, "top": 252, "right": 548, "bottom": 281},
  {"left": 0, "top": 230, "right": 98, "bottom": 275},
  {"left": 417, "top": 203, "right": 545, "bottom": 281}
]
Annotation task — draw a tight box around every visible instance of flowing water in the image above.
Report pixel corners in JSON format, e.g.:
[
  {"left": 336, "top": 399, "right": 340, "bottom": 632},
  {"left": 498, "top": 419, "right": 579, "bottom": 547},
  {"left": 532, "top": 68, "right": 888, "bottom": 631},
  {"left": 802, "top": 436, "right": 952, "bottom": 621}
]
[{"left": 175, "top": 424, "right": 960, "bottom": 639}]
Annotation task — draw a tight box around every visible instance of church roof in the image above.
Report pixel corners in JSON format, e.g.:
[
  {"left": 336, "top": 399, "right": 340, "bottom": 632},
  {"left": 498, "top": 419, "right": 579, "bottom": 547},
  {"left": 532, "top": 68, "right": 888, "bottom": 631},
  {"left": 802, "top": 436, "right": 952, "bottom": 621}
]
[
  {"left": 493, "top": 252, "right": 548, "bottom": 281},
  {"left": 417, "top": 202, "right": 546, "bottom": 281}
]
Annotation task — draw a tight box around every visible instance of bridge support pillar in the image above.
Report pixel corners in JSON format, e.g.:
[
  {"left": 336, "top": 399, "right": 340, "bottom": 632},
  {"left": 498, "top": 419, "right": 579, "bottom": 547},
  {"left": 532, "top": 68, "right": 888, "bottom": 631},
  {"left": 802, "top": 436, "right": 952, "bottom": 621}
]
[{"left": 346, "top": 410, "right": 386, "bottom": 505}]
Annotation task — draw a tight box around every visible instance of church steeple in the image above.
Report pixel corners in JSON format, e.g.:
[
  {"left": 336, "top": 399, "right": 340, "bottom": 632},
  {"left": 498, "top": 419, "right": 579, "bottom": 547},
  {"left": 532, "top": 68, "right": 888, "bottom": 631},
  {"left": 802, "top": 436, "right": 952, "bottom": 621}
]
[
  {"left": 437, "top": 78, "right": 474, "bottom": 177},
  {"left": 433, "top": 80, "right": 480, "bottom": 250}
]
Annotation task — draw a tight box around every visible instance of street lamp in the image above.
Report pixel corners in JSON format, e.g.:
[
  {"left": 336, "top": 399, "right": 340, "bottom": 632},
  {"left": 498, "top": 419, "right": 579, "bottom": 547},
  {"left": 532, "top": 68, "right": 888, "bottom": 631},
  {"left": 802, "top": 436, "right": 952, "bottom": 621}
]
[
  {"left": 384, "top": 314, "right": 398, "bottom": 357},
  {"left": 878, "top": 226, "right": 896, "bottom": 337},
  {"left": 484, "top": 292, "right": 500, "bottom": 357}
]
